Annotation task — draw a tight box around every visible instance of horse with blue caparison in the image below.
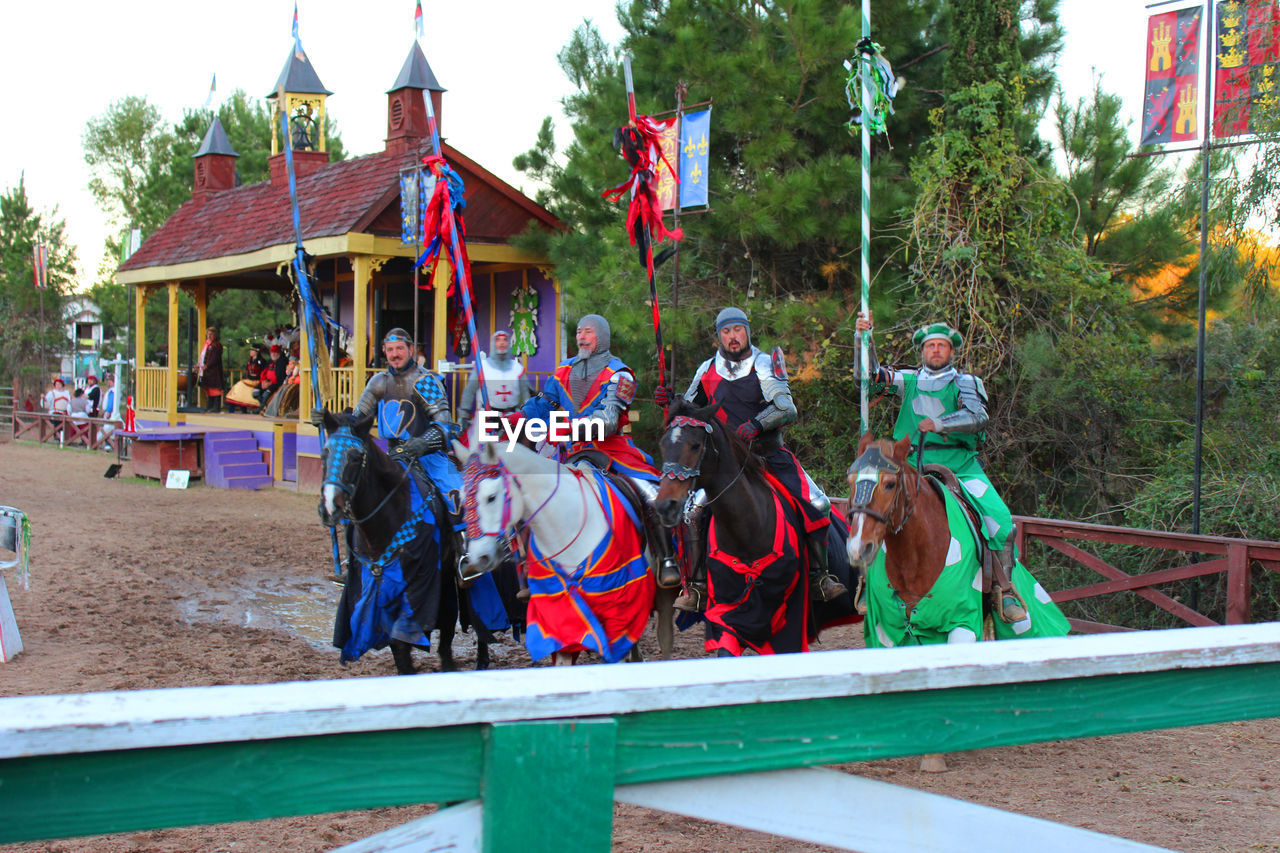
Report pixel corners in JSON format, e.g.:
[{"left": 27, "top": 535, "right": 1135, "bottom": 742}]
[{"left": 317, "top": 410, "right": 518, "bottom": 675}]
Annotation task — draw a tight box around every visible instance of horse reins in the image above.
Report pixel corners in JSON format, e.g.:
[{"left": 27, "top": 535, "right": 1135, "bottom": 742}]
[
  {"left": 660, "top": 415, "right": 747, "bottom": 508},
  {"left": 324, "top": 430, "right": 411, "bottom": 525},
  {"left": 845, "top": 445, "right": 915, "bottom": 535}
]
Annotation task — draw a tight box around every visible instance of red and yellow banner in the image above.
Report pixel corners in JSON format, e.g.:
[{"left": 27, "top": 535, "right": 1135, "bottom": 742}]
[
  {"left": 1212, "top": 0, "right": 1280, "bottom": 138},
  {"left": 1143, "top": 5, "right": 1204, "bottom": 146}
]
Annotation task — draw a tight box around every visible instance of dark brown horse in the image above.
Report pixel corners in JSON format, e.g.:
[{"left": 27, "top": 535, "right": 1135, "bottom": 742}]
[
  {"left": 318, "top": 411, "right": 514, "bottom": 674},
  {"left": 654, "top": 401, "right": 856, "bottom": 655}
]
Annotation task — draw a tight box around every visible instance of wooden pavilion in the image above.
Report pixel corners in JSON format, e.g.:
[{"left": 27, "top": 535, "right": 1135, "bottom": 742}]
[{"left": 116, "top": 41, "right": 564, "bottom": 492}]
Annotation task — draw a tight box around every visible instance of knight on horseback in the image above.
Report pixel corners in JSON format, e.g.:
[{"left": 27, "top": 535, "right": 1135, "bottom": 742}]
[
  {"left": 655, "top": 306, "right": 848, "bottom": 612},
  {"left": 519, "top": 313, "right": 681, "bottom": 590},
  {"left": 313, "top": 328, "right": 465, "bottom": 571},
  {"left": 853, "top": 311, "right": 1027, "bottom": 624}
]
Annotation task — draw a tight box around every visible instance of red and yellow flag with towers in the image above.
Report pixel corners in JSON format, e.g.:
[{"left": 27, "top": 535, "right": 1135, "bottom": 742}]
[{"left": 1143, "top": 4, "right": 1204, "bottom": 146}]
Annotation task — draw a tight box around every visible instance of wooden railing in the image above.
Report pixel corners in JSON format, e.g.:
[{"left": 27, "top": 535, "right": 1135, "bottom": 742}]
[
  {"left": 1013, "top": 516, "right": 1280, "bottom": 632},
  {"left": 1, "top": 625, "right": 1278, "bottom": 850},
  {"left": 11, "top": 410, "right": 122, "bottom": 452},
  {"left": 134, "top": 366, "right": 170, "bottom": 410}
]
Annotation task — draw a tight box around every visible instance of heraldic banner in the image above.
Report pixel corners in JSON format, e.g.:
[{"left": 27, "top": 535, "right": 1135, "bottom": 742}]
[
  {"left": 1143, "top": 4, "right": 1205, "bottom": 146},
  {"left": 1213, "top": 0, "right": 1280, "bottom": 138}
]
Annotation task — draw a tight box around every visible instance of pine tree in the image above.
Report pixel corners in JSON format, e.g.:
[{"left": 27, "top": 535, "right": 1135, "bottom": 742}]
[{"left": 0, "top": 176, "right": 76, "bottom": 382}]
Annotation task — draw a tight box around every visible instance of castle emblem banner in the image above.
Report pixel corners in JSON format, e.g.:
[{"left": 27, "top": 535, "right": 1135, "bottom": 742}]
[
  {"left": 1212, "top": 0, "right": 1280, "bottom": 138},
  {"left": 1143, "top": 4, "right": 1204, "bottom": 146}
]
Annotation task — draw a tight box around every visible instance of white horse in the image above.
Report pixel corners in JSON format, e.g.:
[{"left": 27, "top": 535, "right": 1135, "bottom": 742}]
[{"left": 455, "top": 430, "right": 674, "bottom": 665}]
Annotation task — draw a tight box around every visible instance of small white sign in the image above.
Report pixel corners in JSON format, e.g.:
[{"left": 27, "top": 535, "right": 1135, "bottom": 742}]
[{"left": 165, "top": 470, "right": 191, "bottom": 489}]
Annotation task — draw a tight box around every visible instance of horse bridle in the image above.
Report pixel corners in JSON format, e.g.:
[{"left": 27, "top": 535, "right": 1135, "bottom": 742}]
[
  {"left": 845, "top": 445, "right": 914, "bottom": 535},
  {"left": 323, "top": 428, "right": 407, "bottom": 526},
  {"left": 660, "top": 415, "right": 746, "bottom": 508}
]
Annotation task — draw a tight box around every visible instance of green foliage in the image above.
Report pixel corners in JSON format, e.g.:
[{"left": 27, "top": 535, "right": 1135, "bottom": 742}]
[
  {"left": 514, "top": 0, "right": 1064, "bottom": 397},
  {"left": 82, "top": 91, "right": 346, "bottom": 365},
  {"left": 0, "top": 176, "right": 75, "bottom": 381}
]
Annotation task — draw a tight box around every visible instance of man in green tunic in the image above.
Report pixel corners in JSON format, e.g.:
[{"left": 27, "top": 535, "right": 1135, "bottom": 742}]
[{"left": 854, "top": 312, "right": 1026, "bottom": 623}]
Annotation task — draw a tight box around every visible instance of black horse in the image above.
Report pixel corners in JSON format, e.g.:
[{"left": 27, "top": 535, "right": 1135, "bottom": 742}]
[
  {"left": 318, "top": 410, "right": 518, "bottom": 674},
  {"left": 653, "top": 400, "right": 858, "bottom": 655}
]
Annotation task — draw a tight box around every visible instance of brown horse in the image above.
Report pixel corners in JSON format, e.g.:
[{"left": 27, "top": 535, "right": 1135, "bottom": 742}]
[{"left": 844, "top": 434, "right": 962, "bottom": 627}]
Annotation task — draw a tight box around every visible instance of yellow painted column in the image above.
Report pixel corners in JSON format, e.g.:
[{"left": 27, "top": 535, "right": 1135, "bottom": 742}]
[
  {"left": 134, "top": 287, "right": 148, "bottom": 375},
  {"left": 351, "top": 255, "right": 370, "bottom": 395},
  {"left": 298, "top": 318, "right": 312, "bottom": 419},
  {"left": 166, "top": 282, "right": 180, "bottom": 426},
  {"left": 432, "top": 259, "right": 450, "bottom": 368},
  {"left": 195, "top": 281, "right": 207, "bottom": 410}
]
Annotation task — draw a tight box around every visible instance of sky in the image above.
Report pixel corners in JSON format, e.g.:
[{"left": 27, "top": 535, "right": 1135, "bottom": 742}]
[{"left": 1, "top": 1, "right": 1150, "bottom": 291}]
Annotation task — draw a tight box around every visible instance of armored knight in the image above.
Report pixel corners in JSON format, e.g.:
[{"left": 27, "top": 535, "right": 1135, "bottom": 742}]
[
  {"left": 657, "top": 306, "right": 848, "bottom": 612},
  {"left": 520, "top": 313, "right": 680, "bottom": 588},
  {"left": 853, "top": 312, "right": 1026, "bottom": 623},
  {"left": 458, "top": 329, "right": 534, "bottom": 431}
]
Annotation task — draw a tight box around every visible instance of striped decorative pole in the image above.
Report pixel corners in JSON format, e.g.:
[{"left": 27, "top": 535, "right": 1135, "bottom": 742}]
[{"left": 859, "top": 0, "right": 872, "bottom": 435}]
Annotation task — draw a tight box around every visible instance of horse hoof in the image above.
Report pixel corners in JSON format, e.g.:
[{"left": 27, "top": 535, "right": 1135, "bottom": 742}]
[
  {"left": 440, "top": 658, "right": 459, "bottom": 673},
  {"left": 920, "top": 754, "right": 948, "bottom": 773}
]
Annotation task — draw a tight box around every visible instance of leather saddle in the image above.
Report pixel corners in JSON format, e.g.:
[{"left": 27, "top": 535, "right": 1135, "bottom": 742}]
[{"left": 564, "top": 449, "right": 667, "bottom": 563}]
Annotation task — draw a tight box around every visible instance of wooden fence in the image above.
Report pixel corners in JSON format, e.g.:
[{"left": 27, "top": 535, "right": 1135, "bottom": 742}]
[
  {"left": 11, "top": 410, "right": 122, "bottom": 451},
  {"left": 1013, "top": 516, "right": 1280, "bottom": 631},
  {"left": 2, "top": 624, "right": 1278, "bottom": 851},
  {"left": 0, "top": 385, "right": 12, "bottom": 437}
]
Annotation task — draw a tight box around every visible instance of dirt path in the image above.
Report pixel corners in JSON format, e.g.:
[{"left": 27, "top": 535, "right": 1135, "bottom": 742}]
[{"left": 1, "top": 440, "right": 1276, "bottom": 852}]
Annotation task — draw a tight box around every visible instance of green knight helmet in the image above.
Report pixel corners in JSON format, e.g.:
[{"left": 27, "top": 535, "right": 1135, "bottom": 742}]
[{"left": 912, "top": 322, "right": 963, "bottom": 351}]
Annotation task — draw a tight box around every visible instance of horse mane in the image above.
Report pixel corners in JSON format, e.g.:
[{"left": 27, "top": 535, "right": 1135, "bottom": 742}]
[{"left": 332, "top": 410, "right": 402, "bottom": 483}]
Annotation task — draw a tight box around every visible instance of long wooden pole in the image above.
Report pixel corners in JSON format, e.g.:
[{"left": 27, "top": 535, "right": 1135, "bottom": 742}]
[{"left": 859, "top": 1, "right": 872, "bottom": 435}]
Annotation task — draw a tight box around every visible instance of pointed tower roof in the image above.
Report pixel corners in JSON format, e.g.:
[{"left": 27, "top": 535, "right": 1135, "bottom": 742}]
[
  {"left": 268, "top": 44, "right": 333, "bottom": 97},
  {"left": 388, "top": 41, "right": 445, "bottom": 93},
  {"left": 194, "top": 117, "right": 239, "bottom": 158}
]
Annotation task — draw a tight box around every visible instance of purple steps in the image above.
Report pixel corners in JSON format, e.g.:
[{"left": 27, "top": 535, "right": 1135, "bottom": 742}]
[{"left": 204, "top": 431, "right": 273, "bottom": 490}]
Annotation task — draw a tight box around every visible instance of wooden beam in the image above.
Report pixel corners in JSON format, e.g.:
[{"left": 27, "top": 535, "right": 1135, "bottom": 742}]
[
  {"left": 482, "top": 720, "right": 615, "bottom": 853},
  {"left": 332, "top": 802, "right": 481, "bottom": 853},
  {"left": 616, "top": 767, "right": 1172, "bottom": 852},
  {"left": 166, "top": 282, "right": 179, "bottom": 426},
  {"left": 1040, "top": 537, "right": 1216, "bottom": 627},
  {"left": 134, "top": 286, "right": 149, "bottom": 379}
]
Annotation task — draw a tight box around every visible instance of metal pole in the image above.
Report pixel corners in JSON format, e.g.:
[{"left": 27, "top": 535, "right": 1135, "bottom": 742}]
[
  {"left": 858, "top": 0, "right": 872, "bottom": 435},
  {"left": 1192, "top": 0, "right": 1213, "bottom": 540}
]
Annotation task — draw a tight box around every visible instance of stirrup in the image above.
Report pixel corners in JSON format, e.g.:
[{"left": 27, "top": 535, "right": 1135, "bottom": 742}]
[
  {"left": 673, "top": 583, "right": 706, "bottom": 613},
  {"left": 994, "top": 590, "right": 1028, "bottom": 623},
  {"left": 657, "top": 558, "right": 681, "bottom": 589},
  {"left": 852, "top": 575, "right": 868, "bottom": 615},
  {"left": 812, "top": 573, "right": 848, "bottom": 603}
]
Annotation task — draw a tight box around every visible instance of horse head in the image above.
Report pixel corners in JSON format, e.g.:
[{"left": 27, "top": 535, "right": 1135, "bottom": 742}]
[
  {"left": 458, "top": 425, "right": 522, "bottom": 576},
  {"left": 655, "top": 397, "right": 737, "bottom": 525},
  {"left": 844, "top": 432, "right": 915, "bottom": 568},
  {"left": 318, "top": 409, "right": 378, "bottom": 527}
]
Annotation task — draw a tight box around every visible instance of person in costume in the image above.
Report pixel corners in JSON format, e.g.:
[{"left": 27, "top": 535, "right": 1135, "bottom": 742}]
[
  {"left": 315, "top": 328, "right": 465, "bottom": 565},
  {"left": 458, "top": 329, "right": 534, "bottom": 431},
  {"left": 520, "top": 313, "right": 680, "bottom": 588},
  {"left": 197, "top": 326, "right": 225, "bottom": 412},
  {"left": 655, "top": 307, "right": 848, "bottom": 612},
  {"left": 45, "top": 377, "right": 71, "bottom": 415},
  {"left": 84, "top": 375, "right": 102, "bottom": 419},
  {"left": 853, "top": 311, "right": 1026, "bottom": 623}
]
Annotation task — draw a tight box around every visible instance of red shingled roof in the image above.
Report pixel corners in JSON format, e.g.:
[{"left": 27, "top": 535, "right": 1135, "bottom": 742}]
[{"left": 119, "top": 143, "right": 560, "bottom": 274}]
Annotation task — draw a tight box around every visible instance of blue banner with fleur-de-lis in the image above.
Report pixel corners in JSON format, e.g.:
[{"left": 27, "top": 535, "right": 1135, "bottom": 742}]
[{"left": 678, "top": 108, "right": 710, "bottom": 209}]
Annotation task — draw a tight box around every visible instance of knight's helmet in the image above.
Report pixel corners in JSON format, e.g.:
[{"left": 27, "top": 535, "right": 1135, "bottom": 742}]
[{"left": 715, "top": 306, "right": 751, "bottom": 349}]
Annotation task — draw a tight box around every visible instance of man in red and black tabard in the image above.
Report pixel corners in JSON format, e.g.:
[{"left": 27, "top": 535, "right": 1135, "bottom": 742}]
[{"left": 656, "top": 307, "right": 847, "bottom": 612}]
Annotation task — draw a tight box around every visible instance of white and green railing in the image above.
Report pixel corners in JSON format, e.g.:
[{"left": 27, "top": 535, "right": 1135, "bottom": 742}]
[{"left": 3, "top": 624, "right": 1279, "bottom": 852}]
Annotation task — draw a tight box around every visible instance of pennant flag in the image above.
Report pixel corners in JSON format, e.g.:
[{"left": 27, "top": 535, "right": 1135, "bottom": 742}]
[
  {"left": 1213, "top": 0, "right": 1280, "bottom": 138},
  {"left": 292, "top": 1, "right": 305, "bottom": 60},
  {"left": 203, "top": 72, "right": 216, "bottom": 109},
  {"left": 32, "top": 242, "right": 47, "bottom": 290},
  {"left": 415, "top": 0, "right": 424, "bottom": 40},
  {"left": 678, "top": 108, "right": 711, "bottom": 209},
  {"left": 1142, "top": 4, "right": 1204, "bottom": 146}
]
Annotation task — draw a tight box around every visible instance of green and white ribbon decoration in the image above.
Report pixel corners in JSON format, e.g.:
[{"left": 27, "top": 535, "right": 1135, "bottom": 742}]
[{"left": 844, "top": 39, "right": 897, "bottom": 137}]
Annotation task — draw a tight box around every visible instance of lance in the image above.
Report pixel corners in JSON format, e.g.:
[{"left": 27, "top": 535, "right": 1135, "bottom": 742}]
[
  {"left": 416, "top": 88, "right": 490, "bottom": 413},
  {"left": 858, "top": 3, "right": 873, "bottom": 435},
  {"left": 278, "top": 85, "right": 341, "bottom": 577},
  {"left": 628, "top": 57, "right": 667, "bottom": 389}
]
